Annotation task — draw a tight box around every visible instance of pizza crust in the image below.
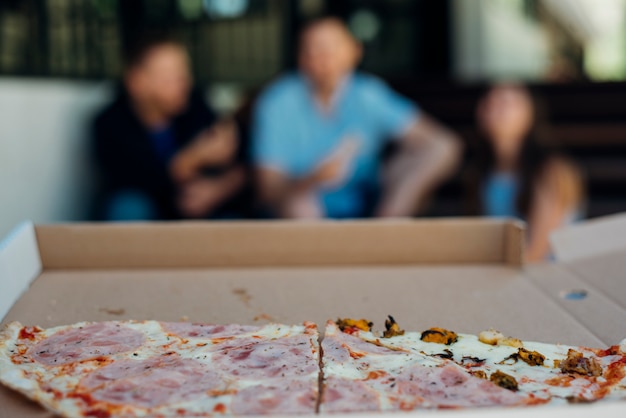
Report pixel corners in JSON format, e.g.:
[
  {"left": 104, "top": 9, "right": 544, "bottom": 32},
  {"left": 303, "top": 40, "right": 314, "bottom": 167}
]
[{"left": 0, "top": 322, "right": 81, "bottom": 417}]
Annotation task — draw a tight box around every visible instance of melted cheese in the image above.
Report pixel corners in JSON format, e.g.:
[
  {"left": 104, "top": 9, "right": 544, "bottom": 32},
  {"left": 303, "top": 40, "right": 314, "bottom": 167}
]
[
  {"left": 350, "top": 328, "right": 623, "bottom": 404},
  {"left": 321, "top": 322, "right": 526, "bottom": 412}
]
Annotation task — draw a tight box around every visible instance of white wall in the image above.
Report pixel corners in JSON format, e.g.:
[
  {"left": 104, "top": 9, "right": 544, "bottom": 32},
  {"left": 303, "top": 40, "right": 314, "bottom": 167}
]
[
  {"left": 452, "top": 0, "right": 550, "bottom": 82},
  {"left": 0, "top": 78, "right": 112, "bottom": 239}
]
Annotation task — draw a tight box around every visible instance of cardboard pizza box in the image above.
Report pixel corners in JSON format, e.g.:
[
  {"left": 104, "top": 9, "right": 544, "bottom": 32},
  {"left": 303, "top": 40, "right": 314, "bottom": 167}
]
[{"left": 0, "top": 217, "right": 625, "bottom": 417}]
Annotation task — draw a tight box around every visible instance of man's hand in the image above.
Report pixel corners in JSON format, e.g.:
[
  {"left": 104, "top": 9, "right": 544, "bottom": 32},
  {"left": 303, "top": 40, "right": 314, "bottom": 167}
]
[
  {"left": 177, "top": 178, "right": 227, "bottom": 218},
  {"left": 170, "top": 120, "right": 238, "bottom": 183},
  {"left": 376, "top": 116, "right": 462, "bottom": 217},
  {"left": 311, "top": 136, "right": 360, "bottom": 189},
  {"left": 177, "top": 167, "right": 245, "bottom": 218},
  {"left": 256, "top": 136, "right": 360, "bottom": 218}
]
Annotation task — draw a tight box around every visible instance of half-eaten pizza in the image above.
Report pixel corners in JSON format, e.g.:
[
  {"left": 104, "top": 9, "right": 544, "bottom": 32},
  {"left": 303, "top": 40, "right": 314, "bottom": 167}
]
[{"left": 1, "top": 317, "right": 626, "bottom": 416}]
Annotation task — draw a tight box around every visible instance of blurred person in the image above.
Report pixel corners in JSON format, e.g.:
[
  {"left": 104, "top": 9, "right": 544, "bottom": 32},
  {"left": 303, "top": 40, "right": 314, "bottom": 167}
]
[
  {"left": 252, "top": 18, "right": 460, "bottom": 219},
  {"left": 92, "top": 35, "right": 246, "bottom": 220},
  {"left": 467, "top": 84, "right": 584, "bottom": 262}
]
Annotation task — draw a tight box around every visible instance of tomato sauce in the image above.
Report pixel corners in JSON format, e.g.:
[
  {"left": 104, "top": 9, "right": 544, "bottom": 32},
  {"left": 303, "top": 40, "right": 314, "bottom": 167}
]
[{"left": 18, "top": 326, "right": 41, "bottom": 340}]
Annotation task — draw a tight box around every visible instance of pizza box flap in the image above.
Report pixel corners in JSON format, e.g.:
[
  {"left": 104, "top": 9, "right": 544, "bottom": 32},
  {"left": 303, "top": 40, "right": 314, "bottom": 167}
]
[
  {"left": 0, "top": 222, "right": 41, "bottom": 322},
  {"left": 525, "top": 262, "right": 626, "bottom": 345},
  {"left": 32, "top": 218, "right": 524, "bottom": 269},
  {"left": 549, "top": 212, "right": 626, "bottom": 319},
  {"left": 550, "top": 212, "right": 626, "bottom": 263}
]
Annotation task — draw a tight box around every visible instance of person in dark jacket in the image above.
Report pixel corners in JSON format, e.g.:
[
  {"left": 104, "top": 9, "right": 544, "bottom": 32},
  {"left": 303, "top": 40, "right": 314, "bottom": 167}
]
[{"left": 93, "top": 35, "right": 246, "bottom": 220}]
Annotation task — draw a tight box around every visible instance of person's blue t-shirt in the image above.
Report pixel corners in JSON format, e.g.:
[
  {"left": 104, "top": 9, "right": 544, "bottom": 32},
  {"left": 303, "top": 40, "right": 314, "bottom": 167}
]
[
  {"left": 482, "top": 172, "right": 520, "bottom": 218},
  {"left": 252, "top": 72, "right": 419, "bottom": 218}
]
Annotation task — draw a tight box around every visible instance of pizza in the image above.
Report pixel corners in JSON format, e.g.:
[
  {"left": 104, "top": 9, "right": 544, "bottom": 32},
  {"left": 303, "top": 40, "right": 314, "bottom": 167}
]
[
  {"left": 320, "top": 316, "right": 626, "bottom": 412},
  {"left": 2, "top": 317, "right": 626, "bottom": 416},
  {"left": 0, "top": 320, "right": 320, "bottom": 417}
]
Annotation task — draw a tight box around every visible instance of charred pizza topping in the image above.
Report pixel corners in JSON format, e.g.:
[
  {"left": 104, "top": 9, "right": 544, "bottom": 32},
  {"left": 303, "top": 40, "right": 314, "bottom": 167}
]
[
  {"left": 518, "top": 348, "right": 545, "bottom": 366},
  {"left": 498, "top": 352, "right": 519, "bottom": 366},
  {"left": 382, "top": 316, "right": 405, "bottom": 338},
  {"left": 499, "top": 348, "right": 545, "bottom": 366},
  {"left": 559, "top": 349, "right": 602, "bottom": 377},
  {"left": 420, "top": 328, "right": 458, "bottom": 345},
  {"left": 470, "top": 370, "right": 487, "bottom": 379},
  {"left": 489, "top": 370, "right": 518, "bottom": 391},
  {"left": 362, "top": 338, "right": 408, "bottom": 352},
  {"left": 335, "top": 318, "right": 373, "bottom": 334},
  {"left": 433, "top": 349, "right": 454, "bottom": 359},
  {"left": 461, "top": 356, "right": 486, "bottom": 366}
]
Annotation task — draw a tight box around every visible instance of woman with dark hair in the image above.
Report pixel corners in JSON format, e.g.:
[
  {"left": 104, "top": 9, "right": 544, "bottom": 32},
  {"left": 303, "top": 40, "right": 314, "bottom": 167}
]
[{"left": 468, "top": 84, "right": 584, "bottom": 261}]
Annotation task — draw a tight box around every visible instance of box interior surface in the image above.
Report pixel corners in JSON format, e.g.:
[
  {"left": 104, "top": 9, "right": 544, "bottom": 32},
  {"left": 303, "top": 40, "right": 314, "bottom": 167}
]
[{"left": 1, "top": 219, "right": 626, "bottom": 417}]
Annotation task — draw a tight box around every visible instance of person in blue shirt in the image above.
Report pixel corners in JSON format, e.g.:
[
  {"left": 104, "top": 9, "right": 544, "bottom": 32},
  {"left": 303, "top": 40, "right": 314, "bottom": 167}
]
[
  {"left": 93, "top": 35, "right": 247, "bottom": 220},
  {"left": 252, "top": 18, "right": 461, "bottom": 219},
  {"left": 467, "top": 84, "right": 584, "bottom": 261}
]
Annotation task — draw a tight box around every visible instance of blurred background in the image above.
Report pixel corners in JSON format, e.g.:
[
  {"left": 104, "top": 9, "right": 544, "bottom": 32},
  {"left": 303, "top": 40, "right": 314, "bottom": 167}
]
[{"left": 1, "top": 0, "right": 626, "bottom": 240}]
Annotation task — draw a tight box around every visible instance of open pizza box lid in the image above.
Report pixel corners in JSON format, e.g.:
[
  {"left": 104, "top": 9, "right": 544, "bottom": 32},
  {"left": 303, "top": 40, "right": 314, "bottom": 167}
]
[{"left": 0, "top": 217, "right": 625, "bottom": 417}]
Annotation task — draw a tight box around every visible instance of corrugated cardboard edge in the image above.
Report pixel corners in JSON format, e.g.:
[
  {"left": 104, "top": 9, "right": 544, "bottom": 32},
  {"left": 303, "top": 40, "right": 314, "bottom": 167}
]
[
  {"left": 505, "top": 220, "right": 525, "bottom": 266},
  {"left": 0, "top": 222, "right": 42, "bottom": 321},
  {"left": 551, "top": 213, "right": 626, "bottom": 262}
]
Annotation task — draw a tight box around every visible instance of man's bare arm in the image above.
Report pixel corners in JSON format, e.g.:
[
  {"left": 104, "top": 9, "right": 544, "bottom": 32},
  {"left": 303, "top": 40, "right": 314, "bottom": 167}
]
[
  {"left": 376, "top": 115, "right": 462, "bottom": 217},
  {"left": 170, "top": 120, "right": 238, "bottom": 183},
  {"left": 177, "top": 165, "right": 246, "bottom": 218},
  {"left": 256, "top": 140, "right": 359, "bottom": 218},
  {"left": 255, "top": 167, "right": 325, "bottom": 218},
  {"left": 525, "top": 158, "right": 583, "bottom": 262}
]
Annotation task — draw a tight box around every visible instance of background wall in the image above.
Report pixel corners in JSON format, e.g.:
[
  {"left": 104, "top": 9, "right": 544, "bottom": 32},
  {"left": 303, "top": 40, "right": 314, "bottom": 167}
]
[
  {"left": 0, "top": 78, "right": 111, "bottom": 239},
  {"left": 452, "top": 0, "right": 550, "bottom": 82}
]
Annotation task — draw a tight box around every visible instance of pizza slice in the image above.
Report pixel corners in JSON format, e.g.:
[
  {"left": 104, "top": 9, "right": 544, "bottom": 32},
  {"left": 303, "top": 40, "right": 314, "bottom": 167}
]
[
  {"left": 378, "top": 321, "right": 626, "bottom": 405},
  {"left": 320, "top": 317, "right": 626, "bottom": 411},
  {"left": 0, "top": 320, "right": 320, "bottom": 417},
  {"left": 320, "top": 318, "right": 528, "bottom": 412}
]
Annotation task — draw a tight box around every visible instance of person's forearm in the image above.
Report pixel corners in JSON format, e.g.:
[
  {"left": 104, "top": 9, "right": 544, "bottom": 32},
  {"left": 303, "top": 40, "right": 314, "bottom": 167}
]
[
  {"left": 258, "top": 170, "right": 320, "bottom": 209},
  {"left": 377, "top": 132, "right": 461, "bottom": 217},
  {"left": 170, "top": 148, "right": 201, "bottom": 183},
  {"left": 289, "top": 174, "right": 322, "bottom": 197},
  {"left": 525, "top": 234, "right": 551, "bottom": 263},
  {"left": 525, "top": 196, "right": 569, "bottom": 263},
  {"left": 170, "top": 124, "right": 238, "bottom": 183}
]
